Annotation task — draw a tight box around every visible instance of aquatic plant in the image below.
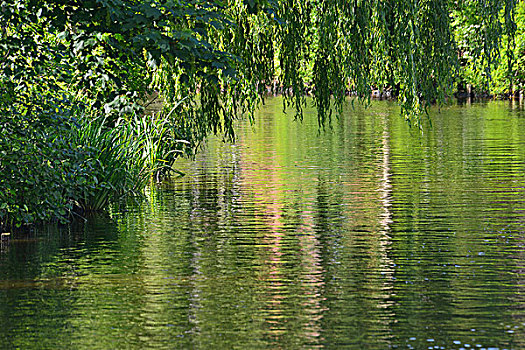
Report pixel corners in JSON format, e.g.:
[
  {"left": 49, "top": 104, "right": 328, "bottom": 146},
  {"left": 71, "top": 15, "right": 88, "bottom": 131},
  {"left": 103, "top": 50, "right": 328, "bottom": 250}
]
[
  {"left": 129, "top": 104, "right": 190, "bottom": 182},
  {"left": 71, "top": 116, "right": 144, "bottom": 212},
  {"left": 0, "top": 105, "right": 183, "bottom": 228},
  {"left": 67, "top": 107, "right": 190, "bottom": 212}
]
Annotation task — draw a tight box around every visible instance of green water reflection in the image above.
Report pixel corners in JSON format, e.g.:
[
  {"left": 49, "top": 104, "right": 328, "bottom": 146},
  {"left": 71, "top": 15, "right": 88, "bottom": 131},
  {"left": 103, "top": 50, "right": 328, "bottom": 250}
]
[{"left": 0, "top": 98, "right": 524, "bottom": 349}]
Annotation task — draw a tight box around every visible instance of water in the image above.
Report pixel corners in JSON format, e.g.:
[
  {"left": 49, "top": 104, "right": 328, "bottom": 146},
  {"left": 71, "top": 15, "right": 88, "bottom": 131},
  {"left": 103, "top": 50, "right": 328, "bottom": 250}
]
[{"left": 1, "top": 98, "right": 524, "bottom": 349}]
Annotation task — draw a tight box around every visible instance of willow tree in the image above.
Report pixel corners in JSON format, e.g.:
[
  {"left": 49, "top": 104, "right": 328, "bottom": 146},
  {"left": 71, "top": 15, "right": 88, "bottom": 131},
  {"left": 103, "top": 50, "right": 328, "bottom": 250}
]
[
  {"left": 220, "top": 0, "right": 518, "bottom": 125},
  {"left": 1, "top": 0, "right": 518, "bottom": 134},
  {"left": 144, "top": 0, "right": 520, "bottom": 138}
]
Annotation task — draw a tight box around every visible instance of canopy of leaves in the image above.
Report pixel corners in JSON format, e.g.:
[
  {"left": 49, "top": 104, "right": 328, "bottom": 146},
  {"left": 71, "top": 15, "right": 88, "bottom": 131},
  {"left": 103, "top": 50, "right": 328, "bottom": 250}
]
[
  {"left": 227, "top": 0, "right": 518, "bottom": 124},
  {"left": 1, "top": 0, "right": 519, "bottom": 127},
  {"left": 453, "top": 0, "right": 525, "bottom": 95}
]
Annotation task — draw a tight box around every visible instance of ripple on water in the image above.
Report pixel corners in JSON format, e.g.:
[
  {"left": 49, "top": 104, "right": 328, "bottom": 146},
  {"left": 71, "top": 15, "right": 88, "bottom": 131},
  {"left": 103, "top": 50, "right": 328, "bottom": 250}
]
[{"left": 1, "top": 100, "right": 524, "bottom": 349}]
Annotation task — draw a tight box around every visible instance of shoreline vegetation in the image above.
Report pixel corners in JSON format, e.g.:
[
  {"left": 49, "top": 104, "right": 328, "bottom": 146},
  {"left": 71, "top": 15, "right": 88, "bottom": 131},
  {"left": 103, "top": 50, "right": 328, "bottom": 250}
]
[
  {"left": 1, "top": 0, "right": 525, "bottom": 233},
  {"left": 259, "top": 83, "right": 525, "bottom": 101}
]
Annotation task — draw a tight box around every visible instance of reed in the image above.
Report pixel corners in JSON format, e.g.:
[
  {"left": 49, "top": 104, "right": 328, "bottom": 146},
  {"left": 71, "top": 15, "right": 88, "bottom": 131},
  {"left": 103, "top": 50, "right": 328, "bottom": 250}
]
[
  {"left": 72, "top": 108, "right": 189, "bottom": 212},
  {"left": 73, "top": 115, "right": 149, "bottom": 212}
]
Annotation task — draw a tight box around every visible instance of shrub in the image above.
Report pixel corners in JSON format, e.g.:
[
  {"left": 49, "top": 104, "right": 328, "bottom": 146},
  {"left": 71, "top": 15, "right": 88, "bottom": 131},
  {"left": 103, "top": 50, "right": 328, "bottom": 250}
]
[{"left": 0, "top": 95, "right": 91, "bottom": 229}]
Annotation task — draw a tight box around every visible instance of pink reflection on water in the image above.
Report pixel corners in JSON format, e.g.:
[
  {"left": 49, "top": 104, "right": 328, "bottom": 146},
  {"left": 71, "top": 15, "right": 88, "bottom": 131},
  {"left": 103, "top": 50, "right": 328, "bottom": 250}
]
[{"left": 239, "top": 133, "right": 326, "bottom": 345}]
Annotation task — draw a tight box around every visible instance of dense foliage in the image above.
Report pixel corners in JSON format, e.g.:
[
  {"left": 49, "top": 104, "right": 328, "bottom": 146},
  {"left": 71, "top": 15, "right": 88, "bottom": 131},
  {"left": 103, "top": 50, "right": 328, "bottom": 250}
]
[
  {"left": 0, "top": 0, "right": 521, "bottom": 230},
  {"left": 453, "top": 0, "right": 525, "bottom": 96},
  {"left": 1, "top": 0, "right": 239, "bottom": 229}
]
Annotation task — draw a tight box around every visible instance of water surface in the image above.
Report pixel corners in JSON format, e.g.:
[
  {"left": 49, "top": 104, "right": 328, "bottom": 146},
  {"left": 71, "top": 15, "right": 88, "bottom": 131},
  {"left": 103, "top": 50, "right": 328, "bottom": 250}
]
[{"left": 1, "top": 98, "right": 524, "bottom": 349}]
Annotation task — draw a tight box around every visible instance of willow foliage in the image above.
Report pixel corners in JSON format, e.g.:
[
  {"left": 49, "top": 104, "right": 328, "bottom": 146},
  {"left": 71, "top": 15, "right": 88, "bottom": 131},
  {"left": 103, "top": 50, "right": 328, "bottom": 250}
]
[
  {"left": 224, "top": 0, "right": 518, "bottom": 126},
  {"left": 1, "top": 0, "right": 518, "bottom": 135}
]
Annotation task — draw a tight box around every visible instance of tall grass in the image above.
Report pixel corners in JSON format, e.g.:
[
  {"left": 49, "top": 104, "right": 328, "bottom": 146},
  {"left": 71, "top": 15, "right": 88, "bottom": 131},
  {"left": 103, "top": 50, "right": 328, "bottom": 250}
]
[
  {"left": 130, "top": 112, "right": 188, "bottom": 182},
  {"left": 72, "top": 110, "right": 187, "bottom": 212},
  {"left": 72, "top": 116, "right": 143, "bottom": 211}
]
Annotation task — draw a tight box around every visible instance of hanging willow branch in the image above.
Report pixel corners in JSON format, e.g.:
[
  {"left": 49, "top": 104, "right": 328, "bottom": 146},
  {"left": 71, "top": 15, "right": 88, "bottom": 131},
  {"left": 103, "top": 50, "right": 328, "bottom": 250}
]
[
  {"left": 220, "top": 0, "right": 518, "bottom": 126},
  {"left": 1, "top": 0, "right": 518, "bottom": 147}
]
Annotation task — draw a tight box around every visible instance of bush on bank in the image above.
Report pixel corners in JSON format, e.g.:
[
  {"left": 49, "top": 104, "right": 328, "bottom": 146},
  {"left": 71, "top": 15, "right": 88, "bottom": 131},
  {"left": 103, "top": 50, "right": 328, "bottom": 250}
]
[{"left": 0, "top": 95, "right": 89, "bottom": 229}]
